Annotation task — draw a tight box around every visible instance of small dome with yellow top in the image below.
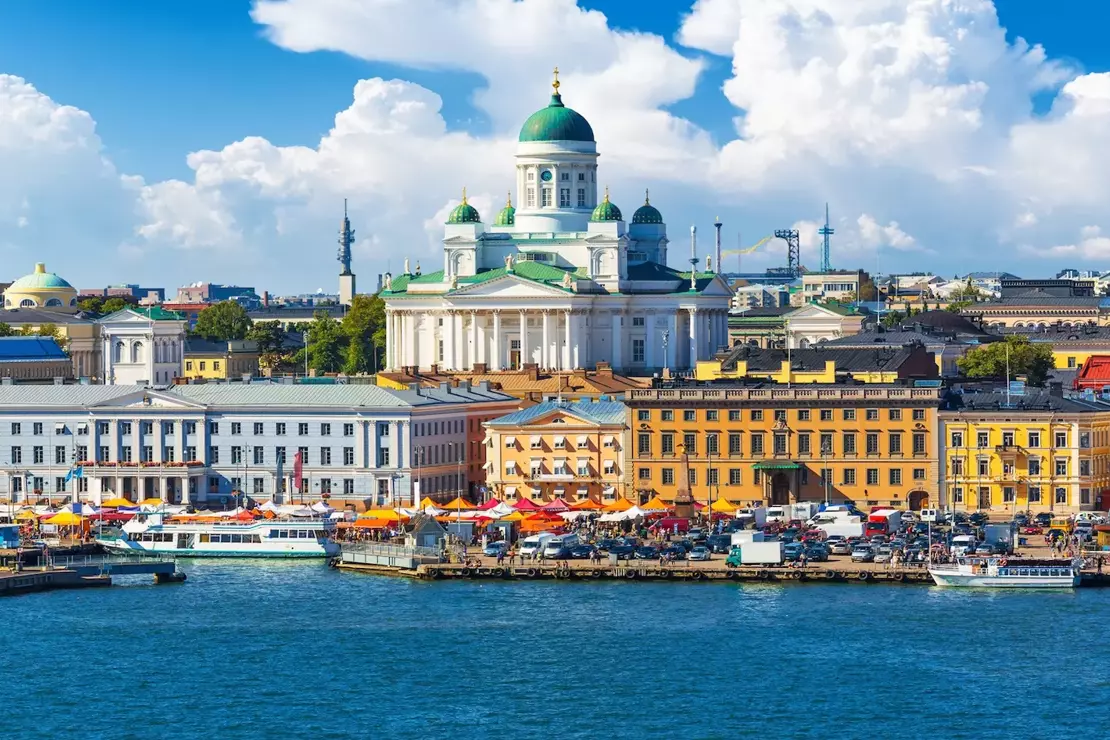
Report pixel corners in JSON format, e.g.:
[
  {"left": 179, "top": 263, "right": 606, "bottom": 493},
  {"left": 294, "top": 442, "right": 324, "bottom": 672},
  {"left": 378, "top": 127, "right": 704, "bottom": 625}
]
[{"left": 3, "top": 262, "right": 78, "bottom": 312}]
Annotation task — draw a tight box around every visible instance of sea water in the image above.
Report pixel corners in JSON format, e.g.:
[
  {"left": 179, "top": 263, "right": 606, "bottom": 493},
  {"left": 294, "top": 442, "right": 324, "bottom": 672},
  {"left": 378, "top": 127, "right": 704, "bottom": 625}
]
[{"left": 1, "top": 562, "right": 1104, "bottom": 739}]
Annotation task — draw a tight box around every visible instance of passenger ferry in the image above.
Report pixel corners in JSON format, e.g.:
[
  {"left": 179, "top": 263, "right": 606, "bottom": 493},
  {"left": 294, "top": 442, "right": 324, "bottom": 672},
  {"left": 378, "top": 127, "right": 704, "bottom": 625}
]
[
  {"left": 929, "top": 557, "right": 1082, "bottom": 589},
  {"left": 97, "top": 513, "right": 340, "bottom": 558}
]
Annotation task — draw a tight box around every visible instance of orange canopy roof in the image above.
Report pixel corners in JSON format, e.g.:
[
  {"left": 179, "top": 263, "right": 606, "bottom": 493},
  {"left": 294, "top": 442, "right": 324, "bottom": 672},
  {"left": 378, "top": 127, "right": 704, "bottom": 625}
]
[
  {"left": 602, "top": 497, "right": 634, "bottom": 512},
  {"left": 442, "top": 496, "right": 475, "bottom": 510},
  {"left": 571, "top": 499, "right": 604, "bottom": 510}
]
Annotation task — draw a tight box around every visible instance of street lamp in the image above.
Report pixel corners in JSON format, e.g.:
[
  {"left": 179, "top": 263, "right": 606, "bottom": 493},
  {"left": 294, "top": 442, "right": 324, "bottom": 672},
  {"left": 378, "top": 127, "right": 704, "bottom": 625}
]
[
  {"left": 821, "top": 437, "right": 832, "bottom": 506},
  {"left": 661, "top": 329, "right": 670, "bottom": 376}
]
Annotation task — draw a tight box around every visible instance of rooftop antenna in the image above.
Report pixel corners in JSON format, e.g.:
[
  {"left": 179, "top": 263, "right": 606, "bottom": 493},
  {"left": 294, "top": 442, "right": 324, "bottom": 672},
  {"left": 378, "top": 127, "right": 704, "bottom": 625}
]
[
  {"left": 818, "top": 202, "right": 834, "bottom": 273},
  {"left": 337, "top": 198, "right": 354, "bottom": 276}
]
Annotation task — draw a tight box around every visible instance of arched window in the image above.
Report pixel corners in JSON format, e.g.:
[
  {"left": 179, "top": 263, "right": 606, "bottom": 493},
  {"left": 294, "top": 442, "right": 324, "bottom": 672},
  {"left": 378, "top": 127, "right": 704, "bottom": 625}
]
[
  {"left": 114, "top": 342, "right": 125, "bottom": 363},
  {"left": 19, "top": 299, "right": 35, "bottom": 308},
  {"left": 69, "top": 298, "right": 77, "bottom": 307},
  {"left": 45, "top": 298, "right": 62, "bottom": 307},
  {"left": 132, "top": 341, "right": 144, "bottom": 363}
]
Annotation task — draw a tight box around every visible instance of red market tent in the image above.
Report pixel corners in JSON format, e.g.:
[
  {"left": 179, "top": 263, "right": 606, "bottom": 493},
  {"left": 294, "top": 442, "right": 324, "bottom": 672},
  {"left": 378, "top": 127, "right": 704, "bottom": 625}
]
[
  {"left": 541, "top": 498, "right": 571, "bottom": 512},
  {"left": 513, "top": 498, "right": 542, "bottom": 511}
]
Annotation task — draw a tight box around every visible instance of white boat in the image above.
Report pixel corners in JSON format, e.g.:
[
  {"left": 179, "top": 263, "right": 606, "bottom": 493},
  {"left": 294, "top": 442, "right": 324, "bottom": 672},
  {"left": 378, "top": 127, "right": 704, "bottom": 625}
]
[
  {"left": 96, "top": 513, "right": 340, "bottom": 558},
  {"left": 929, "top": 557, "right": 1081, "bottom": 589}
]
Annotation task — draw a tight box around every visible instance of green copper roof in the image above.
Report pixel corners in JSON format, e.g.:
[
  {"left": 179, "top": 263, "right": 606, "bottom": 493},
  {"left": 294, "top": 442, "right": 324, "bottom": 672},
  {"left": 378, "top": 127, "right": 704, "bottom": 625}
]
[
  {"left": 590, "top": 190, "right": 622, "bottom": 222},
  {"left": 99, "top": 306, "right": 185, "bottom": 323},
  {"left": 631, "top": 190, "right": 663, "bottom": 225},
  {"left": 494, "top": 194, "right": 516, "bottom": 226},
  {"left": 446, "top": 189, "right": 481, "bottom": 224},
  {"left": 8, "top": 263, "right": 74, "bottom": 291},
  {"left": 519, "top": 93, "right": 594, "bottom": 143}
]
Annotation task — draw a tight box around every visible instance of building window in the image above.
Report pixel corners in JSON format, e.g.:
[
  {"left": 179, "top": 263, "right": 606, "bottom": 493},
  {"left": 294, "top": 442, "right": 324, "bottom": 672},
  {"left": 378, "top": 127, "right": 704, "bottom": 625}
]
[
  {"left": 298, "top": 423, "right": 309, "bottom": 436},
  {"left": 912, "top": 433, "right": 926, "bottom": 456},
  {"left": 889, "top": 433, "right": 902, "bottom": 456},
  {"left": 843, "top": 468, "right": 856, "bottom": 485},
  {"left": 231, "top": 446, "right": 242, "bottom": 464},
  {"left": 866, "top": 409, "right": 879, "bottom": 421},
  {"left": 343, "top": 447, "right": 355, "bottom": 466},
  {"left": 662, "top": 468, "right": 675, "bottom": 485},
  {"left": 683, "top": 433, "right": 697, "bottom": 456},
  {"left": 773, "top": 433, "right": 788, "bottom": 455},
  {"left": 661, "top": 433, "right": 674, "bottom": 456},
  {"left": 1028, "top": 457, "right": 1041, "bottom": 476},
  {"left": 866, "top": 468, "right": 879, "bottom": 485},
  {"left": 231, "top": 422, "right": 241, "bottom": 436},
  {"left": 559, "top": 188, "right": 570, "bottom": 207},
  {"left": 661, "top": 410, "right": 674, "bottom": 422},
  {"left": 637, "top": 433, "right": 651, "bottom": 457},
  {"left": 1081, "top": 487, "right": 1091, "bottom": 505},
  {"left": 320, "top": 479, "right": 332, "bottom": 495},
  {"left": 751, "top": 410, "right": 763, "bottom": 421},
  {"left": 321, "top": 423, "right": 331, "bottom": 436},
  {"left": 683, "top": 410, "right": 696, "bottom": 422},
  {"left": 97, "top": 446, "right": 108, "bottom": 462},
  {"left": 950, "top": 431, "right": 963, "bottom": 448},
  {"left": 1055, "top": 458, "right": 1068, "bottom": 476},
  {"left": 978, "top": 458, "right": 990, "bottom": 476},
  {"left": 866, "top": 433, "right": 879, "bottom": 456},
  {"left": 913, "top": 468, "right": 926, "bottom": 481},
  {"left": 526, "top": 187, "right": 535, "bottom": 207},
  {"left": 728, "top": 433, "right": 741, "bottom": 456},
  {"left": 797, "top": 433, "right": 811, "bottom": 456},
  {"left": 1028, "top": 486, "right": 1041, "bottom": 503},
  {"left": 1002, "top": 486, "right": 1015, "bottom": 503},
  {"left": 1055, "top": 487, "right": 1067, "bottom": 505},
  {"left": 912, "top": 409, "right": 925, "bottom": 421},
  {"left": 1055, "top": 431, "right": 1068, "bottom": 447},
  {"left": 976, "top": 431, "right": 989, "bottom": 448},
  {"left": 637, "top": 410, "right": 650, "bottom": 422},
  {"left": 541, "top": 188, "right": 552, "bottom": 207},
  {"left": 820, "top": 410, "right": 833, "bottom": 422},
  {"left": 1080, "top": 432, "right": 1090, "bottom": 449},
  {"left": 10, "top": 447, "right": 21, "bottom": 464},
  {"left": 729, "top": 410, "right": 741, "bottom": 422},
  {"left": 253, "top": 446, "right": 264, "bottom": 465},
  {"left": 1027, "top": 431, "right": 1040, "bottom": 448},
  {"left": 275, "top": 447, "right": 286, "bottom": 464},
  {"left": 577, "top": 188, "right": 586, "bottom": 207},
  {"left": 706, "top": 434, "right": 719, "bottom": 456},
  {"left": 32, "top": 446, "right": 43, "bottom": 464},
  {"left": 274, "top": 423, "right": 286, "bottom": 436},
  {"left": 888, "top": 409, "right": 902, "bottom": 421},
  {"left": 1080, "top": 459, "right": 1091, "bottom": 476},
  {"left": 632, "top": 339, "right": 645, "bottom": 363},
  {"left": 843, "top": 433, "right": 856, "bottom": 455},
  {"left": 751, "top": 434, "right": 764, "bottom": 456},
  {"left": 953, "top": 487, "right": 964, "bottom": 504},
  {"left": 843, "top": 410, "right": 855, "bottom": 421},
  {"left": 687, "top": 469, "right": 697, "bottom": 486},
  {"left": 729, "top": 469, "right": 742, "bottom": 485},
  {"left": 797, "top": 409, "right": 810, "bottom": 422},
  {"left": 889, "top": 468, "right": 901, "bottom": 486},
  {"left": 774, "top": 410, "right": 787, "bottom": 423},
  {"left": 320, "top": 447, "right": 332, "bottom": 466},
  {"left": 54, "top": 446, "right": 66, "bottom": 465},
  {"left": 210, "top": 447, "right": 219, "bottom": 464},
  {"left": 76, "top": 445, "right": 87, "bottom": 461}
]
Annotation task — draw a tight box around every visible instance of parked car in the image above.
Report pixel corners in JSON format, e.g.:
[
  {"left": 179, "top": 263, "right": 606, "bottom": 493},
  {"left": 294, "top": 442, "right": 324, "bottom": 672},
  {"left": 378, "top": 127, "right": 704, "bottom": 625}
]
[
  {"left": 873, "top": 546, "right": 893, "bottom": 564},
  {"left": 686, "top": 528, "right": 707, "bottom": 544},
  {"left": 596, "top": 538, "right": 619, "bottom": 551},
  {"left": 829, "top": 541, "right": 853, "bottom": 555},
  {"left": 569, "top": 544, "right": 597, "bottom": 560},
  {"left": 851, "top": 545, "right": 875, "bottom": 563},
  {"left": 608, "top": 543, "right": 636, "bottom": 560},
  {"left": 634, "top": 546, "right": 661, "bottom": 560},
  {"left": 707, "top": 535, "right": 732, "bottom": 554},
  {"left": 483, "top": 541, "right": 508, "bottom": 557},
  {"left": 783, "top": 543, "right": 805, "bottom": 561},
  {"left": 1020, "top": 525, "right": 1043, "bottom": 535},
  {"left": 804, "top": 545, "right": 829, "bottom": 562},
  {"left": 969, "top": 512, "right": 990, "bottom": 526},
  {"left": 1034, "top": 512, "right": 1053, "bottom": 527},
  {"left": 661, "top": 545, "right": 687, "bottom": 561},
  {"left": 689, "top": 545, "right": 711, "bottom": 561},
  {"left": 545, "top": 546, "right": 572, "bottom": 560}
]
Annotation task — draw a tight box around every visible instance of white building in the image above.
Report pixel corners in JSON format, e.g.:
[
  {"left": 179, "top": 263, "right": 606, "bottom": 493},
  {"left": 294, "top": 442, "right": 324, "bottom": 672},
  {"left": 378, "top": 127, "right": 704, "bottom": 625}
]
[
  {"left": 99, "top": 307, "right": 187, "bottom": 386},
  {"left": 381, "top": 72, "right": 732, "bottom": 375}
]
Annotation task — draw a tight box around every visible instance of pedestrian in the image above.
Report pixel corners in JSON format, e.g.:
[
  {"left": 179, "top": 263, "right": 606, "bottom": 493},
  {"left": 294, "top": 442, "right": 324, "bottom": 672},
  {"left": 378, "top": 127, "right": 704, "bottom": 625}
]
[{"left": 1098, "top": 556, "right": 1104, "bottom": 575}]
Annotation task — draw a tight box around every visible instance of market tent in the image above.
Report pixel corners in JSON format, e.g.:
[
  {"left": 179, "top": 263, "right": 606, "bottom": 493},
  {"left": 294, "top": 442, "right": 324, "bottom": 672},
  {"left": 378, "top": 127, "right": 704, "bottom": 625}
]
[
  {"left": 640, "top": 496, "right": 671, "bottom": 512},
  {"left": 709, "top": 498, "right": 740, "bottom": 514},
  {"left": 101, "top": 497, "right": 134, "bottom": 508},
  {"left": 477, "top": 498, "right": 504, "bottom": 510},
  {"left": 45, "top": 511, "right": 85, "bottom": 526},
  {"left": 14, "top": 509, "right": 39, "bottom": 521},
  {"left": 358, "top": 509, "right": 406, "bottom": 522},
  {"left": 418, "top": 497, "right": 439, "bottom": 509},
  {"left": 520, "top": 516, "right": 560, "bottom": 532},
  {"left": 139, "top": 498, "right": 165, "bottom": 507},
  {"left": 499, "top": 511, "right": 528, "bottom": 522},
  {"left": 541, "top": 498, "right": 571, "bottom": 512},
  {"left": 442, "top": 496, "right": 476, "bottom": 511},
  {"left": 310, "top": 501, "right": 333, "bottom": 514},
  {"left": 571, "top": 499, "right": 603, "bottom": 510},
  {"left": 259, "top": 500, "right": 282, "bottom": 513},
  {"left": 353, "top": 518, "right": 394, "bottom": 529},
  {"left": 602, "top": 498, "right": 633, "bottom": 512},
  {"left": 230, "top": 510, "right": 257, "bottom": 522},
  {"left": 64, "top": 502, "right": 100, "bottom": 516},
  {"left": 512, "top": 498, "right": 542, "bottom": 511}
]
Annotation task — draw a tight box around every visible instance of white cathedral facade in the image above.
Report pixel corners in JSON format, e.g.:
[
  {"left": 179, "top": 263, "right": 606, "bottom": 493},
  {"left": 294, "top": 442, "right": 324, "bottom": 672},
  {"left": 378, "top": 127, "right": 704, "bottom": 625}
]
[{"left": 380, "top": 73, "right": 732, "bottom": 374}]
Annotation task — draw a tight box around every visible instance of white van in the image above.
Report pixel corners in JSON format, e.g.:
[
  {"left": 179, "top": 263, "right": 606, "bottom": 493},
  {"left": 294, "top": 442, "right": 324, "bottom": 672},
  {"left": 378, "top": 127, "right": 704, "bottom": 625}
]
[
  {"left": 520, "top": 532, "right": 555, "bottom": 557},
  {"left": 542, "top": 533, "right": 580, "bottom": 557},
  {"left": 920, "top": 508, "right": 941, "bottom": 523},
  {"left": 951, "top": 534, "right": 976, "bottom": 556}
]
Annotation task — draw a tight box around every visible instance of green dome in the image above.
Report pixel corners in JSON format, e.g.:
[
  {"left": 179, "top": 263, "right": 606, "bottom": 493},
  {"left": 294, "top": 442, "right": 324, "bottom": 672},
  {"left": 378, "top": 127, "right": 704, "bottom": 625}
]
[
  {"left": 494, "top": 193, "right": 515, "bottom": 226},
  {"left": 519, "top": 93, "right": 594, "bottom": 143},
  {"left": 446, "top": 188, "right": 481, "bottom": 224},
  {"left": 8, "top": 263, "right": 74, "bottom": 290},
  {"left": 590, "top": 189, "right": 622, "bottom": 222},
  {"left": 631, "top": 189, "right": 663, "bottom": 225}
]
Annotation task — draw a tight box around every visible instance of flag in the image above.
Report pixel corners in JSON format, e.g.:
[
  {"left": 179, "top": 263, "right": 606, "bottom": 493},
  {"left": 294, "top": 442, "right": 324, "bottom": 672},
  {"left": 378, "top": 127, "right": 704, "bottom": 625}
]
[
  {"left": 64, "top": 466, "right": 83, "bottom": 482},
  {"left": 293, "top": 450, "right": 303, "bottom": 491}
]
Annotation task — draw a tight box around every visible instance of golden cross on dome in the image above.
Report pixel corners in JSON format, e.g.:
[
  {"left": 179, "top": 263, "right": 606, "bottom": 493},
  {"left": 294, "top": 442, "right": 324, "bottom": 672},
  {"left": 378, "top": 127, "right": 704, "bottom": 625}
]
[
  {"left": 461, "top": 186, "right": 468, "bottom": 204},
  {"left": 552, "top": 66, "right": 560, "bottom": 93}
]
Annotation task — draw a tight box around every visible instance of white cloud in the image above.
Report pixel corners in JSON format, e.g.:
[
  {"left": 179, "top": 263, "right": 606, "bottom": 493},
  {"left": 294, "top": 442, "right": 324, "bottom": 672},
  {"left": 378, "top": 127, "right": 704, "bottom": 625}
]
[
  {"left": 8, "top": 0, "right": 1110, "bottom": 291},
  {"left": 1030, "top": 225, "right": 1110, "bottom": 260}
]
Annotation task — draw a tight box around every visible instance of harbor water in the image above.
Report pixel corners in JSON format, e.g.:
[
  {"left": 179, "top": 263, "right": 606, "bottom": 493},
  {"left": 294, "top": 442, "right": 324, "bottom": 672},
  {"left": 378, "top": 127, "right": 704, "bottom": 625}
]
[{"left": 2, "top": 562, "right": 1105, "bottom": 739}]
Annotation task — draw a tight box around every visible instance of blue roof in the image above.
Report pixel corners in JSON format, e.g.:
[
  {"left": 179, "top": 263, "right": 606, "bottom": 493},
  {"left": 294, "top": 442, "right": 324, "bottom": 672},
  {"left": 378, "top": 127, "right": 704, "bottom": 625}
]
[
  {"left": 487, "top": 400, "right": 626, "bottom": 427},
  {"left": 0, "top": 336, "right": 67, "bottom": 361}
]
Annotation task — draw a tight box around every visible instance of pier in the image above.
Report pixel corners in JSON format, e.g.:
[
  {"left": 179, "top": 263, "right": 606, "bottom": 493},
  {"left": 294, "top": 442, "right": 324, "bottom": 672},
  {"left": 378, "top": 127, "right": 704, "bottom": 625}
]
[{"left": 0, "top": 554, "right": 185, "bottom": 596}]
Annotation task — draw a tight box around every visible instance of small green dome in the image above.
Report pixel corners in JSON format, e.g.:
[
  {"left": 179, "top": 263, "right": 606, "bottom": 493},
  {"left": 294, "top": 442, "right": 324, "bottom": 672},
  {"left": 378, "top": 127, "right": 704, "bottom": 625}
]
[
  {"left": 446, "top": 188, "right": 481, "bottom": 224},
  {"left": 8, "top": 263, "right": 74, "bottom": 290},
  {"left": 590, "top": 188, "right": 622, "bottom": 222},
  {"left": 494, "top": 193, "right": 515, "bottom": 226},
  {"left": 631, "top": 189, "right": 663, "bottom": 225}
]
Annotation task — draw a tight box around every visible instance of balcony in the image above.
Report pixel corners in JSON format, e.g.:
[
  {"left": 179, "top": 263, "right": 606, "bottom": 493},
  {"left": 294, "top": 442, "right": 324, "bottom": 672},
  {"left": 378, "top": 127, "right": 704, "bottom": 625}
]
[{"left": 995, "top": 444, "right": 1025, "bottom": 457}]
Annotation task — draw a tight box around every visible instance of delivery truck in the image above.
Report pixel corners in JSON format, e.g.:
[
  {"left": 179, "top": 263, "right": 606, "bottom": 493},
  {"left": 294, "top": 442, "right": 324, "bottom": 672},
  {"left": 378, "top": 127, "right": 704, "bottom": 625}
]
[
  {"left": 817, "top": 518, "right": 865, "bottom": 538},
  {"left": 730, "top": 530, "right": 766, "bottom": 546},
  {"left": 735, "top": 507, "right": 768, "bottom": 528},
  {"left": 725, "top": 541, "right": 784, "bottom": 566},
  {"left": 865, "top": 508, "right": 903, "bottom": 537}
]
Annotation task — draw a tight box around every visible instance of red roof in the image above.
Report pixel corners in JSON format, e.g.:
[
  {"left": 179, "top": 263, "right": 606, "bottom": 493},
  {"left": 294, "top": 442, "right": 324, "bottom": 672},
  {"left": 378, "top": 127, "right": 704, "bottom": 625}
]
[{"left": 1075, "top": 356, "right": 1110, "bottom": 389}]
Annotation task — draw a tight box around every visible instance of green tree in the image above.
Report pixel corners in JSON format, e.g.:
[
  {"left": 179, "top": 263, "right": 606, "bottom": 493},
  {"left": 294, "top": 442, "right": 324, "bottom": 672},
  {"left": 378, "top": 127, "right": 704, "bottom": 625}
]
[
  {"left": 246, "top": 320, "right": 286, "bottom": 354},
  {"left": 194, "top": 300, "right": 253, "bottom": 341},
  {"left": 957, "top": 335, "right": 1055, "bottom": 386},
  {"left": 101, "top": 296, "right": 136, "bottom": 314},
  {"left": 307, "top": 311, "right": 344, "bottom": 373},
  {"left": 341, "top": 294, "right": 385, "bottom": 374},
  {"left": 946, "top": 299, "right": 975, "bottom": 313},
  {"left": 0, "top": 322, "right": 12, "bottom": 337},
  {"left": 77, "top": 297, "right": 103, "bottom": 313}
]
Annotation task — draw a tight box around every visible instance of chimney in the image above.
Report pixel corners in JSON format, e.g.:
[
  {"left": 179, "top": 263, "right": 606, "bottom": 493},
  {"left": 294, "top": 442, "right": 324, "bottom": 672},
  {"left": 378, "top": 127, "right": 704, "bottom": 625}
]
[
  {"left": 440, "top": 381, "right": 452, "bottom": 393},
  {"left": 472, "top": 362, "right": 488, "bottom": 374},
  {"left": 1049, "top": 381, "right": 1063, "bottom": 397},
  {"left": 595, "top": 361, "right": 613, "bottom": 378},
  {"left": 262, "top": 291, "right": 270, "bottom": 307},
  {"left": 524, "top": 363, "right": 539, "bottom": 381}
]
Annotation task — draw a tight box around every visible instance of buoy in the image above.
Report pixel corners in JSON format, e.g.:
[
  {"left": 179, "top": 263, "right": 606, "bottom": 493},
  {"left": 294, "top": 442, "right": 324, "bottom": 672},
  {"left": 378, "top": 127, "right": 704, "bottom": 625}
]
[
  {"left": 825, "top": 570, "right": 838, "bottom": 579},
  {"left": 790, "top": 570, "right": 802, "bottom": 580},
  {"left": 727, "top": 571, "right": 739, "bottom": 580},
  {"left": 478, "top": 567, "right": 490, "bottom": 576},
  {"left": 591, "top": 570, "right": 602, "bottom": 578},
  {"left": 893, "top": 572, "right": 905, "bottom": 582}
]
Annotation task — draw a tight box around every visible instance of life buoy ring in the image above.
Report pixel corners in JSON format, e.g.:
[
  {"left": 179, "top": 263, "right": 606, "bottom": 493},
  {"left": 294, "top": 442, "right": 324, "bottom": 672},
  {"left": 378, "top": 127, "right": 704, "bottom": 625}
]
[
  {"left": 999, "top": 558, "right": 1008, "bottom": 567},
  {"left": 659, "top": 569, "right": 672, "bottom": 579},
  {"left": 460, "top": 567, "right": 471, "bottom": 577},
  {"left": 493, "top": 567, "right": 504, "bottom": 577},
  {"left": 426, "top": 567, "right": 440, "bottom": 579},
  {"left": 527, "top": 568, "right": 539, "bottom": 578},
  {"left": 625, "top": 570, "right": 638, "bottom": 580},
  {"left": 758, "top": 570, "right": 770, "bottom": 580},
  {"left": 858, "top": 571, "right": 871, "bottom": 581},
  {"left": 691, "top": 571, "right": 704, "bottom": 582}
]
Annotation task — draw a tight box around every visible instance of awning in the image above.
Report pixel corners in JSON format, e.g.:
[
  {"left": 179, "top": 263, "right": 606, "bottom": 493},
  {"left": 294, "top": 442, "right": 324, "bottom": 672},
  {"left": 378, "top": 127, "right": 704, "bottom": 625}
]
[
  {"left": 554, "top": 436, "right": 566, "bottom": 447},
  {"left": 504, "top": 486, "right": 517, "bottom": 496},
  {"left": 752, "top": 461, "right": 800, "bottom": 470},
  {"left": 603, "top": 435, "right": 616, "bottom": 446},
  {"left": 77, "top": 423, "right": 89, "bottom": 434},
  {"left": 482, "top": 460, "right": 493, "bottom": 470},
  {"left": 504, "top": 436, "right": 516, "bottom": 446},
  {"left": 554, "top": 487, "right": 565, "bottom": 496},
  {"left": 530, "top": 435, "right": 542, "bottom": 446},
  {"left": 576, "top": 487, "right": 589, "bottom": 497},
  {"left": 603, "top": 486, "right": 616, "bottom": 495},
  {"left": 577, "top": 435, "right": 589, "bottom": 446},
  {"left": 529, "top": 487, "right": 542, "bottom": 496},
  {"left": 54, "top": 423, "right": 66, "bottom": 432}
]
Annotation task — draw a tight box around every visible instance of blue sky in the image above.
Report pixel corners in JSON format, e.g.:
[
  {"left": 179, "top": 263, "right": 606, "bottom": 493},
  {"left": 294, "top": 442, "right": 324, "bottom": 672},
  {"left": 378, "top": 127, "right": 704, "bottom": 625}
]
[{"left": 2, "top": 0, "right": 1110, "bottom": 292}]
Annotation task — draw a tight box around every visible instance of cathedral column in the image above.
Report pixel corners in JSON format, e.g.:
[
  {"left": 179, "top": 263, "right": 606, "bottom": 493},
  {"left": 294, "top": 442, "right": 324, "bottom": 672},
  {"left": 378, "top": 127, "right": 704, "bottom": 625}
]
[
  {"left": 454, "top": 312, "right": 465, "bottom": 370},
  {"left": 610, "top": 310, "right": 623, "bottom": 370},
  {"left": 645, "top": 313, "right": 656, "bottom": 369},
  {"left": 519, "top": 310, "right": 529, "bottom": 368},
  {"left": 541, "top": 311, "right": 551, "bottom": 370},
  {"left": 441, "top": 310, "right": 454, "bottom": 370},
  {"left": 469, "top": 311, "right": 478, "bottom": 371},
  {"left": 563, "top": 311, "right": 572, "bottom": 370},
  {"left": 492, "top": 310, "right": 502, "bottom": 371},
  {"left": 687, "top": 308, "right": 699, "bottom": 367}
]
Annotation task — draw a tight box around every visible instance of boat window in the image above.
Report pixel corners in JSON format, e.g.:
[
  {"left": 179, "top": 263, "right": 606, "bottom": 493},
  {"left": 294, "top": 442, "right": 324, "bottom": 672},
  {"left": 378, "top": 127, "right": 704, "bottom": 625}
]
[
  {"left": 298, "top": 530, "right": 307, "bottom": 538},
  {"left": 269, "top": 529, "right": 278, "bottom": 538},
  {"left": 200, "top": 534, "right": 210, "bottom": 543}
]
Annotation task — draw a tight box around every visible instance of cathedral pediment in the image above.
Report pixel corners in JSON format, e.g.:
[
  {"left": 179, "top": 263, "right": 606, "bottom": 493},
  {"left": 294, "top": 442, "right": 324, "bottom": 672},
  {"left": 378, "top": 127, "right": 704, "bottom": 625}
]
[
  {"left": 448, "top": 274, "right": 573, "bottom": 299},
  {"left": 90, "top": 390, "right": 206, "bottom": 410}
]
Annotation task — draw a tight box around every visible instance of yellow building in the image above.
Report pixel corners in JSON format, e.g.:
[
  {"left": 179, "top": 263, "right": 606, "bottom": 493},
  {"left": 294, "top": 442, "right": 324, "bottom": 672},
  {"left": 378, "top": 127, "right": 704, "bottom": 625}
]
[
  {"left": 625, "top": 384, "right": 942, "bottom": 510},
  {"left": 482, "top": 400, "right": 626, "bottom": 504},
  {"left": 940, "top": 388, "right": 1110, "bottom": 514},
  {"left": 2, "top": 263, "right": 78, "bottom": 312},
  {"left": 695, "top": 344, "right": 939, "bottom": 384},
  {"left": 0, "top": 307, "right": 100, "bottom": 379},
  {"left": 183, "top": 339, "right": 261, "bottom": 380}
]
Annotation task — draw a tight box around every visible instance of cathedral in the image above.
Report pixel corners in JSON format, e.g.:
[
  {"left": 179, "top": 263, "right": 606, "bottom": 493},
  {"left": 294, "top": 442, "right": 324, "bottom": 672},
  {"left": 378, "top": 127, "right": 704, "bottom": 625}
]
[{"left": 380, "top": 71, "right": 732, "bottom": 374}]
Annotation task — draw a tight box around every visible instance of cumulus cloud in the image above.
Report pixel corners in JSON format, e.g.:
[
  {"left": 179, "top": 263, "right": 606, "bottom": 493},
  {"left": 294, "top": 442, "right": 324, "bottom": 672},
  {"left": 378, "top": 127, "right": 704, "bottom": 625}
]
[{"left": 7, "top": 0, "right": 1110, "bottom": 291}]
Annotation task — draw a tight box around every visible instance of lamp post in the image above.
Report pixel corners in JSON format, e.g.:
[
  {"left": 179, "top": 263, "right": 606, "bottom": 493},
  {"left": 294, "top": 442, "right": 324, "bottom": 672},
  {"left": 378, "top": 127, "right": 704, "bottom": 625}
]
[
  {"left": 661, "top": 329, "right": 670, "bottom": 377},
  {"left": 821, "top": 437, "right": 832, "bottom": 506}
]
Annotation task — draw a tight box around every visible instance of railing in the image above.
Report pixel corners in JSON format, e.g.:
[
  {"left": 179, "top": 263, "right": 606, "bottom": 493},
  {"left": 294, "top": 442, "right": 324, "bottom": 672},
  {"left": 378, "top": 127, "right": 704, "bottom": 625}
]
[{"left": 343, "top": 542, "right": 441, "bottom": 559}]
